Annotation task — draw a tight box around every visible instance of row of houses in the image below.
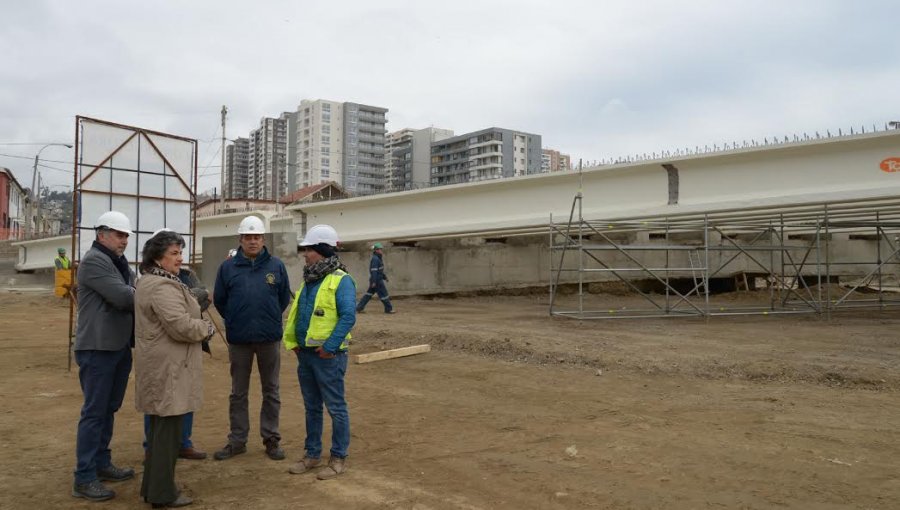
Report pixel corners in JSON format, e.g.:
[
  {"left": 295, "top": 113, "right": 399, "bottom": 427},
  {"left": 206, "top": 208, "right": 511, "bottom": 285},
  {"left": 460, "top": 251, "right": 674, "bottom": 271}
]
[{"left": 223, "top": 98, "right": 572, "bottom": 201}]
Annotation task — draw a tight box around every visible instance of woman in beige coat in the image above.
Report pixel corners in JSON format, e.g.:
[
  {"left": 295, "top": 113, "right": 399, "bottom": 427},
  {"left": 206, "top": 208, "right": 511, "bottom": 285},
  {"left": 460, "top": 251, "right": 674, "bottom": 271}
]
[{"left": 135, "top": 230, "right": 212, "bottom": 508}]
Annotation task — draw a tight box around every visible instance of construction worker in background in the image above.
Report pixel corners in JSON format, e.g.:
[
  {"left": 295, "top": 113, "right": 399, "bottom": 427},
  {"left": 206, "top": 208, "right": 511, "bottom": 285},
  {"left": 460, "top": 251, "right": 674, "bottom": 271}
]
[
  {"left": 55, "top": 247, "right": 71, "bottom": 269},
  {"left": 355, "top": 242, "right": 395, "bottom": 314},
  {"left": 72, "top": 211, "right": 136, "bottom": 502},
  {"left": 213, "top": 216, "right": 292, "bottom": 462},
  {"left": 284, "top": 224, "right": 356, "bottom": 479},
  {"left": 54, "top": 247, "right": 73, "bottom": 298}
]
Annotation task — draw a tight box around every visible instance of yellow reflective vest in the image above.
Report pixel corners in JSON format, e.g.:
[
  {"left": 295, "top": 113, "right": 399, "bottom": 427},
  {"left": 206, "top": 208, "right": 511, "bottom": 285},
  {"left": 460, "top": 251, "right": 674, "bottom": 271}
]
[
  {"left": 55, "top": 256, "right": 70, "bottom": 269},
  {"left": 283, "top": 269, "right": 352, "bottom": 351}
]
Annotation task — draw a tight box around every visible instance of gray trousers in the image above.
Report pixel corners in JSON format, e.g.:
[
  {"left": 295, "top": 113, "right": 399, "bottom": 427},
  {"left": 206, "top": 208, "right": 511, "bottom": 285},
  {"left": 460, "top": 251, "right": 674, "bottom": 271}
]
[
  {"left": 141, "top": 415, "right": 182, "bottom": 505},
  {"left": 227, "top": 342, "right": 282, "bottom": 446}
]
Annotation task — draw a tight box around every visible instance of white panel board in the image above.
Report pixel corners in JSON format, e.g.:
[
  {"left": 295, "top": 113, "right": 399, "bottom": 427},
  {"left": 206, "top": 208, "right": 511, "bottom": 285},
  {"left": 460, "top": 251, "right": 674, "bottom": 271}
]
[
  {"left": 82, "top": 168, "right": 111, "bottom": 192},
  {"left": 75, "top": 117, "right": 197, "bottom": 264},
  {"left": 112, "top": 170, "right": 138, "bottom": 195},
  {"left": 80, "top": 123, "right": 134, "bottom": 168},
  {"left": 138, "top": 198, "right": 166, "bottom": 233},
  {"left": 139, "top": 135, "right": 167, "bottom": 175},
  {"left": 145, "top": 133, "right": 195, "bottom": 186}
]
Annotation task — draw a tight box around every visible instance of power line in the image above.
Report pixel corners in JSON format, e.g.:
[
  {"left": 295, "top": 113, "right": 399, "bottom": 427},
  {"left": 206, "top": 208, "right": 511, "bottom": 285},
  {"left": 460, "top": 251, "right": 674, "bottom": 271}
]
[{"left": 0, "top": 152, "right": 73, "bottom": 165}]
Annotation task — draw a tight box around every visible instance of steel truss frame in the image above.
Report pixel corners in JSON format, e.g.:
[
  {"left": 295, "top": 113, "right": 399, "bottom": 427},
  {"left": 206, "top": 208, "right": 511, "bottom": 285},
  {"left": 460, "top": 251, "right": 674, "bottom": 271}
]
[{"left": 549, "top": 194, "right": 900, "bottom": 319}]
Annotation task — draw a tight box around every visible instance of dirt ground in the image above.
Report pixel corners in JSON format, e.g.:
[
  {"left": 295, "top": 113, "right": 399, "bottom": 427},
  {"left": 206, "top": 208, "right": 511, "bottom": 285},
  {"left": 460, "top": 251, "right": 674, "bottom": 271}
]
[{"left": 1, "top": 290, "right": 899, "bottom": 509}]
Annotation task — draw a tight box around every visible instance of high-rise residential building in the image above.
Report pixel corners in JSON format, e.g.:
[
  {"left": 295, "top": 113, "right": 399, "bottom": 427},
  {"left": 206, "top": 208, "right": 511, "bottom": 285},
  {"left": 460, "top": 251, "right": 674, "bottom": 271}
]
[
  {"left": 224, "top": 137, "right": 250, "bottom": 199},
  {"left": 343, "top": 102, "right": 388, "bottom": 195},
  {"left": 247, "top": 115, "right": 288, "bottom": 200},
  {"left": 541, "top": 148, "right": 573, "bottom": 173},
  {"left": 429, "top": 128, "right": 541, "bottom": 186},
  {"left": 386, "top": 127, "right": 454, "bottom": 191},
  {"left": 285, "top": 99, "right": 388, "bottom": 195}
]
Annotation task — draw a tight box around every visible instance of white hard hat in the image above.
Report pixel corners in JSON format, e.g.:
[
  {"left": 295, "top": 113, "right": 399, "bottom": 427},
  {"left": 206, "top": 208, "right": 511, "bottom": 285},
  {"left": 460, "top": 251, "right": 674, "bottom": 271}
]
[
  {"left": 299, "top": 224, "right": 339, "bottom": 247},
  {"left": 95, "top": 211, "right": 133, "bottom": 235},
  {"left": 151, "top": 227, "right": 173, "bottom": 238},
  {"left": 237, "top": 216, "right": 266, "bottom": 235}
]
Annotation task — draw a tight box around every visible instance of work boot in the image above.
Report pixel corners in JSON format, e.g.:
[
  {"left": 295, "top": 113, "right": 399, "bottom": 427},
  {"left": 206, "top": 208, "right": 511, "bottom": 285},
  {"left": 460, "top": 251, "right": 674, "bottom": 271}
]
[
  {"left": 178, "top": 447, "right": 207, "bottom": 460},
  {"left": 96, "top": 464, "right": 135, "bottom": 482},
  {"left": 213, "top": 443, "right": 246, "bottom": 461},
  {"left": 385, "top": 310, "right": 396, "bottom": 314},
  {"left": 288, "top": 455, "right": 321, "bottom": 474},
  {"left": 265, "top": 439, "right": 285, "bottom": 460},
  {"left": 316, "top": 456, "right": 347, "bottom": 480},
  {"left": 72, "top": 480, "right": 115, "bottom": 501},
  {"left": 152, "top": 493, "right": 193, "bottom": 508}
]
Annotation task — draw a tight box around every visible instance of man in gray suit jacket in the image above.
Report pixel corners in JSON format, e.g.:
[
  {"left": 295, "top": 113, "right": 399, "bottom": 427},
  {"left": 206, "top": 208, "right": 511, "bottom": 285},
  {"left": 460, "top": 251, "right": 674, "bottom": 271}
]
[{"left": 72, "top": 211, "right": 137, "bottom": 502}]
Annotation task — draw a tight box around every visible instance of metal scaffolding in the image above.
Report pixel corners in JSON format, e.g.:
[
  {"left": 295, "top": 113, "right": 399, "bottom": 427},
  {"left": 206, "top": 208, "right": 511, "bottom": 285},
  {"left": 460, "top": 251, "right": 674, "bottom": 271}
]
[{"left": 549, "top": 194, "right": 900, "bottom": 319}]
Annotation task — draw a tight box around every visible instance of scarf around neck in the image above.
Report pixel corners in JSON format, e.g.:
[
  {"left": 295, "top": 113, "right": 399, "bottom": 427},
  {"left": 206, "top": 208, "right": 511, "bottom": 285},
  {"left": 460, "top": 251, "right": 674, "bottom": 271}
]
[
  {"left": 303, "top": 255, "right": 346, "bottom": 284},
  {"left": 144, "top": 265, "right": 187, "bottom": 287}
]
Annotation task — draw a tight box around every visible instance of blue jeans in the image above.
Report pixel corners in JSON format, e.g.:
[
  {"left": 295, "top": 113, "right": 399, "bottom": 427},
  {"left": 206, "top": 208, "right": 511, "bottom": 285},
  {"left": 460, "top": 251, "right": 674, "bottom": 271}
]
[
  {"left": 143, "top": 413, "right": 193, "bottom": 449},
  {"left": 296, "top": 350, "right": 350, "bottom": 458},
  {"left": 73, "top": 348, "right": 132, "bottom": 484}
]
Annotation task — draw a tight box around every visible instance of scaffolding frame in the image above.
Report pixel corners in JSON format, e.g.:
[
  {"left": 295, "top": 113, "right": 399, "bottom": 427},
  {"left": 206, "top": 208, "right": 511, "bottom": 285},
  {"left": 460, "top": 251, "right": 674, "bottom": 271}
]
[{"left": 549, "top": 194, "right": 900, "bottom": 319}]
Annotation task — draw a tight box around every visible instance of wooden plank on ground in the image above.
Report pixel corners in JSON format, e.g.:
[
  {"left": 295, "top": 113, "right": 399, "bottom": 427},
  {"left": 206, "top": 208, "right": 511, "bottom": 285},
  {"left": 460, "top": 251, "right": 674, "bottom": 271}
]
[{"left": 352, "top": 344, "right": 431, "bottom": 364}]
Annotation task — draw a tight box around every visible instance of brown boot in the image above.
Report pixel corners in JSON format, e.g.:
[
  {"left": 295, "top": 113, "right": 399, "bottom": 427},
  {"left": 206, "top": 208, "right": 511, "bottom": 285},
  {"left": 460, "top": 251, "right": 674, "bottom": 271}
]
[
  {"left": 316, "top": 456, "right": 347, "bottom": 480},
  {"left": 289, "top": 455, "right": 321, "bottom": 474},
  {"left": 178, "top": 447, "right": 207, "bottom": 460}
]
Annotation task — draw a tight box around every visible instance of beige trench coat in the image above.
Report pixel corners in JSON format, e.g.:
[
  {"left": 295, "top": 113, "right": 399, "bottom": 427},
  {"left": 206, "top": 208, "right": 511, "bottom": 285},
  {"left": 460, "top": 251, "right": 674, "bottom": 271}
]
[{"left": 134, "top": 273, "right": 209, "bottom": 416}]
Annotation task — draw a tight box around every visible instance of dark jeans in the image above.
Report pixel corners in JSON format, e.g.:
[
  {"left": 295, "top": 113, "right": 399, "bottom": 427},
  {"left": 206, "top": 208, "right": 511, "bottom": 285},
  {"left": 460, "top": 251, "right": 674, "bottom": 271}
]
[
  {"left": 296, "top": 349, "right": 350, "bottom": 458},
  {"left": 141, "top": 415, "right": 182, "bottom": 505},
  {"left": 143, "top": 413, "right": 193, "bottom": 449},
  {"left": 227, "top": 342, "right": 281, "bottom": 446},
  {"left": 73, "top": 347, "right": 132, "bottom": 485},
  {"left": 356, "top": 280, "right": 393, "bottom": 312}
]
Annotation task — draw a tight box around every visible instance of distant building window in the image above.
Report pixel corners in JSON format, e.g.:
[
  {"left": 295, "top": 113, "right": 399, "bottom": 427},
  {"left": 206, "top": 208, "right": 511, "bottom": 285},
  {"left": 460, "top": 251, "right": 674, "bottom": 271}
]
[
  {"left": 322, "top": 125, "right": 330, "bottom": 134},
  {"left": 321, "top": 158, "right": 330, "bottom": 167},
  {"left": 322, "top": 103, "right": 331, "bottom": 111},
  {"left": 322, "top": 136, "right": 330, "bottom": 145}
]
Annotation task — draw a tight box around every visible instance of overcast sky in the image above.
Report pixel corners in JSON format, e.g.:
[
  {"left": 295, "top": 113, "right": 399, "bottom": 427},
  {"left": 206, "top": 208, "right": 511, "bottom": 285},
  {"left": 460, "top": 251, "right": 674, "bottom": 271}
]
[{"left": 1, "top": 0, "right": 898, "bottom": 193}]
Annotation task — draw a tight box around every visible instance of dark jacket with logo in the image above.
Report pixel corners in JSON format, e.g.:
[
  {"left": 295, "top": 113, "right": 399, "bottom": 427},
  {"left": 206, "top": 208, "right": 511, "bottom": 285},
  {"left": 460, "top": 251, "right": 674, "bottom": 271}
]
[{"left": 213, "top": 246, "right": 292, "bottom": 344}]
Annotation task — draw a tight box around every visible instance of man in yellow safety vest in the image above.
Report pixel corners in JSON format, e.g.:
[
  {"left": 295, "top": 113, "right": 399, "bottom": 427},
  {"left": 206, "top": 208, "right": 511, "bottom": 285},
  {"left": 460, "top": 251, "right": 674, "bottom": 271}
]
[{"left": 283, "top": 224, "right": 356, "bottom": 480}]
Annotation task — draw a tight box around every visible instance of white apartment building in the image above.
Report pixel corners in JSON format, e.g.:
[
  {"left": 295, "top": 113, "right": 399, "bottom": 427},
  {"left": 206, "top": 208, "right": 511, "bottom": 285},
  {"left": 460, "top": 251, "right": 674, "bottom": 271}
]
[{"left": 286, "top": 100, "right": 388, "bottom": 195}]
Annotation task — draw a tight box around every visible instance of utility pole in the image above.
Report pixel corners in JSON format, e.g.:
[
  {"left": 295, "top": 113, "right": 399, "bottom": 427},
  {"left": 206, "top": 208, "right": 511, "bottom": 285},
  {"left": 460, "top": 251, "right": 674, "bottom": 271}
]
[{"left": 220, "top": 105, "right": 228, "bottom": 213}]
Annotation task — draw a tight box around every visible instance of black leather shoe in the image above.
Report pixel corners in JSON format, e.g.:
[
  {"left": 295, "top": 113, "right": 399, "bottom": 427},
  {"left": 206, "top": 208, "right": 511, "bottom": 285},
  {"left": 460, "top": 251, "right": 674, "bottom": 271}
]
[
  {"left": 72, "top": 480, "right": 115, "bottom": 501},
  {"left": 96, "top": 464, "right": 134, "bottom": 482}
]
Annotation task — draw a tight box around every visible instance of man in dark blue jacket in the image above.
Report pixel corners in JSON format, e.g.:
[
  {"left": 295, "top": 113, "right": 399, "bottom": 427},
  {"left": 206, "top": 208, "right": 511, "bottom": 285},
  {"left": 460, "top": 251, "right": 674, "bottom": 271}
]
[
  {"left": 355, "top": 242, "right": 395, "bottom": 314},
  {"left": 212, "top": 216, "right": 292, "bottom": 461}
]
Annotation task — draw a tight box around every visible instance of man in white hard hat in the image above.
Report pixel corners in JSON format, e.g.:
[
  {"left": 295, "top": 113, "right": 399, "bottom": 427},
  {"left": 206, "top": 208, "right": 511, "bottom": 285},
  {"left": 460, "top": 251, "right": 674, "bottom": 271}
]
[
  {"left": 72, "top": 211, "right": 137, "bottom": 502},
  {"left": 213, "top": 216, "right": 292, "bottom": 462},
  {"left": 284, "top": 224, "right": 356, "bottom": 480}
]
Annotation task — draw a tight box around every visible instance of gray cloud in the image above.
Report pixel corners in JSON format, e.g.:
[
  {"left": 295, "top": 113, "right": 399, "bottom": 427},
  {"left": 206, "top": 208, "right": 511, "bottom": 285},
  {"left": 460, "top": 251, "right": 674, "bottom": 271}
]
[{"left": 1, "top": 0, "right": 898, "bottom": 190}]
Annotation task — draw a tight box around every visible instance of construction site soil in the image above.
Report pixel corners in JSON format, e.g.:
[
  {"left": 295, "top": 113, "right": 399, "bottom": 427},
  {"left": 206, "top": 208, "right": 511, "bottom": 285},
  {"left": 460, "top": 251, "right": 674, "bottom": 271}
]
[{"left": 1, "top": 290, "right": 899, "bottom": 509}]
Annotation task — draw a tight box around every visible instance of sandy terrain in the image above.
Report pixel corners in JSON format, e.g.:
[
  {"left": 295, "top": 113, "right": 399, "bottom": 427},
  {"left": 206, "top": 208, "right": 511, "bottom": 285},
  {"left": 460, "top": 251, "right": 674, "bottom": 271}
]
[{"left": 1, "top": 290, "right": 899, "bottom": 509}]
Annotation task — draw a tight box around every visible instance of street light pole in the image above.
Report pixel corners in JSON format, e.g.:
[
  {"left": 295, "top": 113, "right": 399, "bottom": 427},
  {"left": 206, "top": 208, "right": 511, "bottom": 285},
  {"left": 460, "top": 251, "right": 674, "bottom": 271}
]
[{"left": 27, "top": 143, "right": 72, "bottom": 238}]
